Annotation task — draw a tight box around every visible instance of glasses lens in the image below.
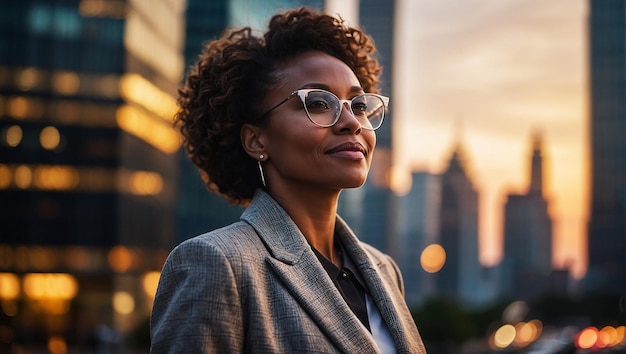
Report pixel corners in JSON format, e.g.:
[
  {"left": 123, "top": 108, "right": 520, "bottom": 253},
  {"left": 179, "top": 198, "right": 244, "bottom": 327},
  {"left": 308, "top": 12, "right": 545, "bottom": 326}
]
[
  {"left": 303, "top": 90, "right": 341, "bottom": 127},
  {"left": 301, "top": 90, "right": 386, "bottom": 129},
  {"left": 352, "top": 94, "right": 385, "bottom": 130}
]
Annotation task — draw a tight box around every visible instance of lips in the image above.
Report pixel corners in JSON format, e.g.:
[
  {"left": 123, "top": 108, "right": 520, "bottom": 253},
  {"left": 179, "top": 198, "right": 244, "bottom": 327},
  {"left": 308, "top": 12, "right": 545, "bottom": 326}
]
[{"left": 325, "top": 142, "right": 367, "bottom": 158}]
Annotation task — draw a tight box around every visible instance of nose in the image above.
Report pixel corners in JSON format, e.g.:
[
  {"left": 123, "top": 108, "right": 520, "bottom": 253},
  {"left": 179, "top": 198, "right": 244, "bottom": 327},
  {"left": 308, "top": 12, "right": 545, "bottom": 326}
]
[{"left": 334, "top": 101, "right": 362, "bottom": 134}]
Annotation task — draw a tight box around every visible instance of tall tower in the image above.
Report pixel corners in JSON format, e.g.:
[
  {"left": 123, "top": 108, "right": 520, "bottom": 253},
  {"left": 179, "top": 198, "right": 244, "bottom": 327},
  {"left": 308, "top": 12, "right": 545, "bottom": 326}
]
[
  {"left": 396, "top": 171, "right": 441, "bottom": 307},
  {"left": 0, "top": 0, "right": 185, "bottom": 348},
  {"left": 529, "top": 131, "right": 543, "bottom": 196},
  {"left": 586, "top": 0, "right": 626, "bottom": 295},
  {"left": 436, "top": 142, "right": 482, "bottom": 306},
  {"left": 501, "top": 132, "right": 553, "bottom": 300}
]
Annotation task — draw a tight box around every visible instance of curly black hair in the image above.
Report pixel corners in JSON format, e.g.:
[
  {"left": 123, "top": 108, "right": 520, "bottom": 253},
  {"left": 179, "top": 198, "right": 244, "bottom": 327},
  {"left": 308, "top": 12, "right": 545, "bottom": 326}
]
[{"left": 175, "top": 7, "right": 382, "bottom": 205}]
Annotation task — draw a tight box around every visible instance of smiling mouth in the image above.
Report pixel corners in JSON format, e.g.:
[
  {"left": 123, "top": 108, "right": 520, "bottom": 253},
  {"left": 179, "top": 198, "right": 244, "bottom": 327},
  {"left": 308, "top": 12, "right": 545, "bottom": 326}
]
[{"left": 325, "top": 142, "right": 367, "bottom": 158}]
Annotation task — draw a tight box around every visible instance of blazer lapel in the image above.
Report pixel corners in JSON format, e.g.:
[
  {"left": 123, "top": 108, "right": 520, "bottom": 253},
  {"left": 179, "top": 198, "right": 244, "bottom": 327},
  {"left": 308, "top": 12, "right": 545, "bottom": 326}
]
[
  {"left": 241, "top": 190, "right": 379, "bottom": 353},
  {"left": 335, "top": 217, "right": 425, "bottom": 354}
]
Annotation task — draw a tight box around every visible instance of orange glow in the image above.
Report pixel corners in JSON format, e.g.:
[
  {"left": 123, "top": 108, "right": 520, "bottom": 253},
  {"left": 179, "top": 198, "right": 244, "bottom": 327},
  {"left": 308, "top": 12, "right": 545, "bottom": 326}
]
[
  {"left": 16, "top": 67, "right": 38, "bottom": 91},
  {"left": 393, "top": 1, "right": 589, "bottom": 277},
  {"left": 513, "top": 320, "right": 542, "bottom": 347},
  {"left": 420, "top": 244, "right": 446, "bottom": 273},
  {"left": 33, "top": 165, "right": 80, "bottom": 190},
  {"left": 493, "top": 324, "right": 516, "bottom": 349},
  {"left": 0, "top": 273, "right": 20, "bottom": 300},
  {"left": 14, "top": 165, "right": 32, "bottom": 189},
  {"left": 119, "top": 73, "right": 178, "bottom": 121},
  {"left": 8, "top": 96, "right": 28, "bottom": 119},
  {"left": 4, "top": 125, "right": 23, "bottom": 147},
  {"left": 576, "top": 326, "right": 598, "bottom": 349},
  {"left": 113, "top": 291, "right": 135, "bottom": 315},
  {"left": 115, "top": 104, "right": 181, "bottom": 153},
  {"left": 108, "top": 246, "right": 133, "bottom": 273},
  {"left": 389, "top": 166, "right": 412, "bottom": 196},
  {"left": 600, "top": 326, "right": 619, "bottom": 347},
  {"left": 22, "top": 273, "right": 78, "bottom": 301},
  {"left": 40, "top": 126, "right": 61, "bottom": 150},
  {"left": 142, "top": 271, "right": 161, "bottom": 298},
  {"left": 48, "top": 335, "right": 67, "bottom": 354},
  {"left": 615, "top": 326, "right": 626, "bottom": 345},
  {"left": 128, "top": 171, "right": 163, "bottom": 195},
  {"left": 0, "top": 165, "right": 11, "bottom": 189},
  {"left": 52, "top": 71, "right": 80, "bottom": 95}
]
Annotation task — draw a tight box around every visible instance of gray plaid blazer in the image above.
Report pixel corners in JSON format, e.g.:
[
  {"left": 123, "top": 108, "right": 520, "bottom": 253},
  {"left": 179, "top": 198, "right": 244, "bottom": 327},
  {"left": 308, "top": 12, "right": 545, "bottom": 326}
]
[{"left": 150, "top": 189, "right": 427, "bottom": 353}]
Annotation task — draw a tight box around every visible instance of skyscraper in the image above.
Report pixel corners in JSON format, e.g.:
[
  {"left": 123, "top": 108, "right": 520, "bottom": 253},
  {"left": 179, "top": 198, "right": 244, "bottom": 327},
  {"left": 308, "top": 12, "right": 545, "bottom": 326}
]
[
  {"left": 0, "top": 0, "right": 185, "bottom": 349},
  {"left": 396, "top": 171, "right": 441, "bottom": 307},
  {"left": 586, "top": 0, "right": 626, "bottom": 295},
  {"left": 436, "top": 142, "right": 483, "bottom": 305},
  {"left": 501, "top": 132, "right": 553, "bottom": 300}
]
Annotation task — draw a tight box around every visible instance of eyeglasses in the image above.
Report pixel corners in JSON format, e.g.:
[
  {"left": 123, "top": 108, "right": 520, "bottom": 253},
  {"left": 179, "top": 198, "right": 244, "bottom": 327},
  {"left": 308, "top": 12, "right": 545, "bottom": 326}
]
[{"left": 262, "top": 89, "right": 389, "bottom": 130}]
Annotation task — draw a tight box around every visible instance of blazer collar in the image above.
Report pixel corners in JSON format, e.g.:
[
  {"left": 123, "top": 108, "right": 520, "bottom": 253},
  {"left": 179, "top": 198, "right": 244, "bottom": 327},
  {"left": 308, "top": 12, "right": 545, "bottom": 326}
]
[
  {"left": 240, "top": 190, "right": 424, "bottom": 353},
  {"left": 240, "top": 190, "right": 380, "bottom": 352}
]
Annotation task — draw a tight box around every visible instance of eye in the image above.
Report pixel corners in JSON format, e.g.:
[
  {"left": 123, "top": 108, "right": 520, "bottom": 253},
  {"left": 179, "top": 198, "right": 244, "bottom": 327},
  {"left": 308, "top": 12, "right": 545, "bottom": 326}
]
[
  {"left": 306, "top": 99, "right": 331, "bottom": 113},
  {"left": 305, "top": 92, "right": 335, "bottom": 113},
  {"left": 351, "top": 96, "right": 368, "bottom": 114}
]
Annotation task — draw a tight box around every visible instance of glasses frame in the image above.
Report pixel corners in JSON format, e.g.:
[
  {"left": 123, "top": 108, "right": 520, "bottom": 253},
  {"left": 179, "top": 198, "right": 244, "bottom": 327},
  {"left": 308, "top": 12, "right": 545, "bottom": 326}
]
[{"left": 261, "top": 89, "right": 389, "bottom": 130}]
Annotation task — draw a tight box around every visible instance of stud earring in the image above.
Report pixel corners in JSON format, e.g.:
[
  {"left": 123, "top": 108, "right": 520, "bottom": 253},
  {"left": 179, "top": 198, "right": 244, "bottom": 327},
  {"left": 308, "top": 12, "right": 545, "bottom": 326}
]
[{"left": 258, "top": 155, "right": 266, "bottom": 187}]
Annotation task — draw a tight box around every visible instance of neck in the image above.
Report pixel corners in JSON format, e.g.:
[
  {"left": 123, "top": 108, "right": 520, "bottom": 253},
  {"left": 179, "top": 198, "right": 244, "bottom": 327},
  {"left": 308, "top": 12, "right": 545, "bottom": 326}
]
[{"left": 268, "top": 185, "right": 340, "bottom": 265}]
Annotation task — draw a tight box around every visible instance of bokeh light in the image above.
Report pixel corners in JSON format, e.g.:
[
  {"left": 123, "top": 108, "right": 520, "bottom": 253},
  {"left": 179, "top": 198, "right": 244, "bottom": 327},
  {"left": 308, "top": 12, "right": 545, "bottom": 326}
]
[
  {"left": 5, "top": 125, "right": 23, "bottom": 147},
  {"left": 129, "top": 171, "right": 163, "bottom": 195},
  {"left": 113, "top": 291, "right": 135, "bottom": 315},
  {"left": 0, "top": 273, "right": 20, "bottom": 300},
  {"left": 420, "top": 244, "right": 446, "bottom": 273},
  {"left": 576, "top": 326, "right": 599, "bottom": 349},
  {"left": 14, "top": 165, "right": 32, "bottom": 189},
  {"left": 47, "top": 335, "right": 67, "bottom": 354},
  {"left": 600, "top": 326, "right": 618, "bottom": 347},
  {"left": 22, "top": 273, "right": 78, "bottom": 300},
  {"left": 513, "top": 320, "right": 542, "bottom": 347},
  {"left": 493, "top": 324, "right": 516, "bottom": 349},
  {"left": 502, "top": 300, "right": 528, "bottom": 324},
  {"left": 17, "top": 67, "right": 38, "bottom": 91},
  {"left": 108, "top": 246, "right": 133, "bottom": 273},
  {"left": 52, "top": 71, "right": 80, "bottom": 95},
  {"left": 142, "top": 271, "right": 161, "bottom": 298},
  {"left": 40, "top": 126, "right": 61, "bottom": 150},
  {"left": 0, "top": 164, "right": 10, "bottom": 189}
]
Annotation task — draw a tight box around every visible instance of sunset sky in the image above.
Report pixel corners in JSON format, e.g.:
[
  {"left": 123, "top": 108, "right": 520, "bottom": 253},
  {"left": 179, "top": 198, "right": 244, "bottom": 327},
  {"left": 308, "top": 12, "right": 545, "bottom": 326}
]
[{"left": 392, "top": 0, "right": 589, "bottom": 278}]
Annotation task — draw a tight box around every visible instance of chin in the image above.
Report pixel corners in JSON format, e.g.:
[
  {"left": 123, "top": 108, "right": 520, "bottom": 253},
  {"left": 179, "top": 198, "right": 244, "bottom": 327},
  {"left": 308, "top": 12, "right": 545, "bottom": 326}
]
[{"left": 343, "top": 177, "right": 368, "bottom": 189}]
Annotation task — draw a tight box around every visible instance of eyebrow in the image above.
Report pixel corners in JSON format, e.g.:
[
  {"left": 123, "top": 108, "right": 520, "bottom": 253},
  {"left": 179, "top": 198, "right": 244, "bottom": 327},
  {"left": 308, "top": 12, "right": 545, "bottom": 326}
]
[{"left": 299, "top": 83, "right": 364, "bottom": 93}]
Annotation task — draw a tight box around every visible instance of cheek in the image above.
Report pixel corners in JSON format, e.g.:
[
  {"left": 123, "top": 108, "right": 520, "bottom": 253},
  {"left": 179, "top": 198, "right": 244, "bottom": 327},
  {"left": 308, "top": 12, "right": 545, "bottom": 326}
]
[{"left": 266, "top": 125, "right": 326, "bottom": 163}]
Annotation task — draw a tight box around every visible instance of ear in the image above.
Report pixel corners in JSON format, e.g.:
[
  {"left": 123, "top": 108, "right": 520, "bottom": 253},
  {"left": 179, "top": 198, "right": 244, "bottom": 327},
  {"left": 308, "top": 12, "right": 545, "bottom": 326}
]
[{"left": 240, "top": 123, "right": 267, "bottom": 159}]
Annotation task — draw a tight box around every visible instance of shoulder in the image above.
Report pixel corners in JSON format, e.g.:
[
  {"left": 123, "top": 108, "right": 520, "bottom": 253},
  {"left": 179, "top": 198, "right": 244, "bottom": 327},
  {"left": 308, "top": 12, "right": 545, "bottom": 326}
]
[
  {"left": 176, "top": 221, "right": 259, "bottom": 251},
  {"left": 164, "top": 221, "right": 265, "bottom": 270}
]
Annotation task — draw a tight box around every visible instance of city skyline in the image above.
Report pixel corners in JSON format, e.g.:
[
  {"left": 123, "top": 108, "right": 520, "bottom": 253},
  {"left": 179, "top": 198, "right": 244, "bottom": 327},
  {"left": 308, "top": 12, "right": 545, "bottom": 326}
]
[{"left": 392, "top": 0, "right": 588, "bottom": 278}]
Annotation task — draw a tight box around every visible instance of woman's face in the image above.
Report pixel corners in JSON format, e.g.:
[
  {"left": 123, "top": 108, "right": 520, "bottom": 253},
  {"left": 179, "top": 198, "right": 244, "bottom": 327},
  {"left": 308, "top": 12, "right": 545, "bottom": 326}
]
[{"left": 259, "top": 51, "right": 377, "bottom": 194}]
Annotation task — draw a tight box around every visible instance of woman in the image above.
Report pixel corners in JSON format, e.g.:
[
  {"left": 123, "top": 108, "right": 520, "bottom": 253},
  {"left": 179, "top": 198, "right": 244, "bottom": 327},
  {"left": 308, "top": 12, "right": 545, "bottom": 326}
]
[{"left": 150, "top": 7, "right": 427, "bottom": 354}]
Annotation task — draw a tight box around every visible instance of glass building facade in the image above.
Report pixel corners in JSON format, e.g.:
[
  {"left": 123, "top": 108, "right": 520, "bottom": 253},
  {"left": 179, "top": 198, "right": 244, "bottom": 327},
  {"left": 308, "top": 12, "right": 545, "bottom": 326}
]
[
  {"left": 0, "top": 0, "right": 185, "bottom": 350},
  {"left": 586, "top": 0, "right": 626, "bottom": 295},
  {"left": 501, "top": 133, "right": 553, "bottom": 300}
]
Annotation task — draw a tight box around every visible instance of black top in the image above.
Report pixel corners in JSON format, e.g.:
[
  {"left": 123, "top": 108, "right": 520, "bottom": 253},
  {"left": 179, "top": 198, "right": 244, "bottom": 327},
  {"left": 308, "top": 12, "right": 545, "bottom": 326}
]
[{"left": 312, "top": 241, "right": 371, "bottom": 331}]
